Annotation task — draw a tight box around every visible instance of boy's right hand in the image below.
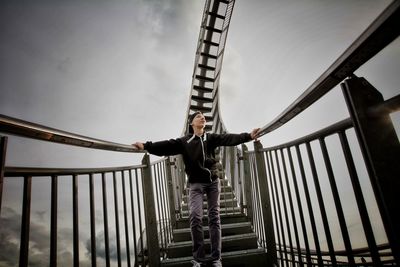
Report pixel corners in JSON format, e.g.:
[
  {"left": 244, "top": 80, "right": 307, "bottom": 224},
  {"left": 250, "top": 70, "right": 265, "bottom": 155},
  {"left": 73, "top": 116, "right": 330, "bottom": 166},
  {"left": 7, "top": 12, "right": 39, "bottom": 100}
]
[{"left": 132, "top": 142, "right": 144, "bottom": 150}]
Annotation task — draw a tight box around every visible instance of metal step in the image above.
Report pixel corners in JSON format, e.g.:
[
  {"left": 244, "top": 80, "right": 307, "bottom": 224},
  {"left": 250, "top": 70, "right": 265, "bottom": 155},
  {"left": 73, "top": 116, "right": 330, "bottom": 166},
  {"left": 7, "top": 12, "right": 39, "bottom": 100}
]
[
  {"left": 191, "top": 95, "right": 213, "bottom": 103},
  {"left": 173, "top": 222, "right": 252, "bottom": 242},
  {"left": 182, "top": 191, "right": 235, "bottom": 202},
  {"left": 181, "top": 206, "right": 241, "bottom": 218},
  {"left": 195, "top": 74, "right": 215, "bottom": 82},
  {"left": 200, "top": 52, "right": 218, "bottom": 60},
  {"left": 167, "top": 233, "right": 258, "bottom": 258},
  {"left": 190, "top": 105, "right": 212, "bottom": 113},
  {"left": 207, "top": 11, "right": 225, "bottom": 20},
  {"left": 193, "top": 85, "right": 213, "bottom": 93},
  {"left": 202, "top": 39, "right": 219, "bottom": 47},
  {"left": 198, "top": 64, "right": 216, "bottom": 71},
  {"left": 181, "top": 197, "right": 238, "bottom": 211},
  {"left": 161, "top": 248, "right": 269, "bottom": 267},
  {"left": 202, "top": 26, "right": 223, "bottom": 34},
  {"left": 176, "top": 213, "right": 247, "bottom": 229}
]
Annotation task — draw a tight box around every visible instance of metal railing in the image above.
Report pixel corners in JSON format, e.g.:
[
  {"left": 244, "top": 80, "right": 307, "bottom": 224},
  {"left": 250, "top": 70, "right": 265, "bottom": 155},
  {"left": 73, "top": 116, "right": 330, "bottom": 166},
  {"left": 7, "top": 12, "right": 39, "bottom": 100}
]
[
  {"left": 217, "top": 81, "right": 399, "bottom": 266},
  {"left": 215, "top": 1, "right": 400, "bottom": 266},
  {"left": 0, "top": 114, "right": 176, "bottom": 267}
]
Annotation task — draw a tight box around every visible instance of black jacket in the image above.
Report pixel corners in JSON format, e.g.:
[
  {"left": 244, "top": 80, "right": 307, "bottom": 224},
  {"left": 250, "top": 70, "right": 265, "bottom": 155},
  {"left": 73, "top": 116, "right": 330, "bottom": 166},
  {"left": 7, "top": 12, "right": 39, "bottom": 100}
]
[{"left": 144, "top": 132, "right": 252, "bottom": 183}]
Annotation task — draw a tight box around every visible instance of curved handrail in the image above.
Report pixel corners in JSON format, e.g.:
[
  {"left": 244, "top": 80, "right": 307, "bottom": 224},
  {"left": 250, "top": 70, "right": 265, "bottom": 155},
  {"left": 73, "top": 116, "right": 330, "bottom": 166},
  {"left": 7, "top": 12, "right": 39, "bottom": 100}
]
[
  {"left": 0, "top": 114, "right": 143, "bottom": 153},
  {"left": 4, "top": 165, "right": 146, "bottom": 176},
  {"left": 257, "top": 0, "right": 400, "bottom": 137},
  {"left": 260, "top": 118, "right": 353, "bottom": 152}
]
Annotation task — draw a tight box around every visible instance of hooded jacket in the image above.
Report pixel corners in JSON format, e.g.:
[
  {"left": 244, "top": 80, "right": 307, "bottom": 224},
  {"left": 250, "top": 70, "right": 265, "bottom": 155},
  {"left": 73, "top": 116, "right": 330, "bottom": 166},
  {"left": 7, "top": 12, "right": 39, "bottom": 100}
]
[{"left": 144, "top": 132, "right": 252, "bottom": 183}]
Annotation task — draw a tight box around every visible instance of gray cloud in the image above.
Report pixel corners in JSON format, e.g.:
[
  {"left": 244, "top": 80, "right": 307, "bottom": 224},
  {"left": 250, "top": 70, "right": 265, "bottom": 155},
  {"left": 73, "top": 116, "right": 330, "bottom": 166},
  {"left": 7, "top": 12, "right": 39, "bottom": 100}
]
[{"left": 0, "top": 206, "right": 92, "bottom": 267}]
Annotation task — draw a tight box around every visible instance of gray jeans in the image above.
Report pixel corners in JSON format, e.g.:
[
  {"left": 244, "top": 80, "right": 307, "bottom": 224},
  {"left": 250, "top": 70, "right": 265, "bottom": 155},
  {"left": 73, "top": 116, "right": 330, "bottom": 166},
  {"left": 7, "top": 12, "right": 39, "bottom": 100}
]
[{"left": 189, "top": 180, "right": 221, "bottom": 261}]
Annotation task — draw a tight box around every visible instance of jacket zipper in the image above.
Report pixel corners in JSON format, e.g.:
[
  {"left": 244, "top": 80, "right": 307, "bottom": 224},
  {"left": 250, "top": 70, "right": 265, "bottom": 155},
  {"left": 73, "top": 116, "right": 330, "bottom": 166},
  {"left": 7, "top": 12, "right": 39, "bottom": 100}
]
[{"left": 199, "top": 135, "right": 212, "bottom": 182}]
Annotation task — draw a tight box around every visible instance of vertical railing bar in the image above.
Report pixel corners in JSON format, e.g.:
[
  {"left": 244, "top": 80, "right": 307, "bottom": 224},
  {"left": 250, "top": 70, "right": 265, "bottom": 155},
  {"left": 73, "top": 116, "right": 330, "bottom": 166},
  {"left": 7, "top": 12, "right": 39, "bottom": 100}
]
[
  {"left": 121, "top": 171, "right": 131, "bottom": 267},
  {"left": 229, "top": 149, "right": 233, "bottom": 213},
  {"left": 153, "top": 163, "right": 164, "bottom": 253},
  {"left": 0, "top": 136, "right": 7, "bottom": 214},
  {"left": 279, "top": 148, "right": 298, "bottom": 265},
  {"left": 275, "top": 149, "right": 294, "bottom": 264},
  {"left": 254, "top": 141, "right": 278, "bottom": 266},
  {"left": 135, "top": 169, "right": 145, "bottom": 266},
  {"left": 338, "top": 130, "right": 381, "bottom": 265},
  {"left": 177, "top": 157, "right": 184, "bottom": 219},
  {"left": 265, "top": 150, "right": 278, "bottom": 250},
  {"left": 257, "top": 152, "right": 266, "bottom": 247},
  {"left": 237, "top": 149, "right": 244, "bottom": 213},
  {"left": 223, "top": 171, "right": 228, "bottom": 215},
  {"left": 89, "top": 173, "right": 97, "bottom": 267},
  {"left": 19, "top": 175, "right": 32, "bottom": 267},
  {"left": 158, "top": 162, "right": 168, "bottom": 252},
  {"left": 161, "top": 161, "right": 169, "bottom": 244},
  {"left": 113, "top": 171, "right": 122, "bottom": 267},
  {"left": 162, "top": 161, "right": 172, "bottom": 244},
  {"left": 241, "top": 145, "right": 254, "bottom": 227},
  {"left": 50, "top": 175, "right": 58, "bottom": 267},
  {"left": 295, "top": 145, "right": 323, "bottom": 266},
  {"left": 141, "top": 154, "right": 161, "bottom": 266},
  {"left": 129, "top": 169, "right": 139, "bottom": 267},
  {"left": 161, "top": 162, "right": 170, "bottom": 249},
  {"left": 268, "top": 151, "right": 285, "bottom": 265},
  {"left": 178, "top": 157, "right": 185, "bottom": 215},
  {"left": 319, "top": 137, "right": 355, "bottom": 266},
  {"left": 165, "top": 157, "right": 177, "bottom": 241},
  {"left": 253, "top": 152, "right": 263, "bottom": 247},
  {"left": 256, "top": 152, "right": 265, "bottom": 246},
  {"left": 222, "top": 149, "right": 228, "bottom": 216},
  {"left": 248, "top": 155, "right": 256, "bottom": 234},
  {"left": 101, "top": 173, "right": 110, "bottom": 267},
  {"left": 227, "top": 147, "right": 231, "bottom": 214},
  {"left": 239, "top": 149, "right": 245, "bottom": 214},
  {"left": 231, "top": 147, "right": 236, "bottom": 214},
  {"left": 253, "top": 153, "right": 263, "bottom": 246},
  {"left": 72, "top": 174, "right": 80, "bottom": 267},
  {"left": 287, "top": 146, "right": 310, "bottom": 266},
  {"left": 248, "top": 154, "right": 258, "bottom": 240},
  {"left": 251, "top": 153, "right": 262, "bottom": 246},
  {"left": 305, "top": 142, "right": 337, "bottom": 266}
]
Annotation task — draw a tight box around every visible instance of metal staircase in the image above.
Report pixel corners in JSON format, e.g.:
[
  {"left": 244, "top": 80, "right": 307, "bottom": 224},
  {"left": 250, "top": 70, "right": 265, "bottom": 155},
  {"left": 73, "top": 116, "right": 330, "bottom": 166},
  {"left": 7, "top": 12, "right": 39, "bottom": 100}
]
[
  {"left": 184, "top": 0, "right": 235, "bottom": 135},
  {"left": 161, "top": 178, "right": 269, "bottom": 267}
]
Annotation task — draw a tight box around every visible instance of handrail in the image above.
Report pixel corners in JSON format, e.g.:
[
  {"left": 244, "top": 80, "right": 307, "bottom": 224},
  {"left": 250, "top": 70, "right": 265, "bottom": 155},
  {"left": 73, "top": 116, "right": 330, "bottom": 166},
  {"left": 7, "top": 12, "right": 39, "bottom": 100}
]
[
  {"left": 4, "top": 165, "right": 146, "bottom": 176},
  {"left": 257, "top": 0, "right": 400, "bottom": 137},
  {"left": 0, "top": 114, "right": 142, "bottom": 153},
  {"left": 368, "top": 94, "right": 400, "bottom": 117},
  {"left": 260, "top": 118, "right": 353, "bottom": 151}
]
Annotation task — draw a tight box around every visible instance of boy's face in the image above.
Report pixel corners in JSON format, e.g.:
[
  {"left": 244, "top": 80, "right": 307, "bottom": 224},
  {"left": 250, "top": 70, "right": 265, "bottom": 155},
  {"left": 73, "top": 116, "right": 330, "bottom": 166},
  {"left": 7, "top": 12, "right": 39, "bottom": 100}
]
[{"left": 191, "top": 112, "right": 206, "bottom": 129}]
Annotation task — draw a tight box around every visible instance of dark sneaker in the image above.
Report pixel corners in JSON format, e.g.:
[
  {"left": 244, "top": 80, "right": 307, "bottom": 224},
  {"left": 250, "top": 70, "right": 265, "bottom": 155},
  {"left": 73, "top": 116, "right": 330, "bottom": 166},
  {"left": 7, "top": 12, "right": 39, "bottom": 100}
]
[
  {"left": 191, "top": 260, "right": 203, "bottom": 267},
  {"left": 211, "top": 259, "right": 222, "bottom": 267}
]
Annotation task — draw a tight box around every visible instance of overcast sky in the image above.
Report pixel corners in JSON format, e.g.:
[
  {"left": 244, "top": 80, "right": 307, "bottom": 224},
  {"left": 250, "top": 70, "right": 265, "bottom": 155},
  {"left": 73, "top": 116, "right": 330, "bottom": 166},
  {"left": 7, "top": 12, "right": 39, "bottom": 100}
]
[
  {"left": 0, "top": 1, "right": 399, "bottom": 266},
  {"left": 1, "top": 0, "right": 398, "bottom": 168}
]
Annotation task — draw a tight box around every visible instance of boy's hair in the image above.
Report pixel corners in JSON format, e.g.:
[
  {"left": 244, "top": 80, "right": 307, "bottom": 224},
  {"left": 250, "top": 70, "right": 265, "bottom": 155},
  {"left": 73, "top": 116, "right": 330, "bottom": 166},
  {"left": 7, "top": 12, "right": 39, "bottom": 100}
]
[{"left": 188, "top": 111, "right": 202, "bottom": 134}]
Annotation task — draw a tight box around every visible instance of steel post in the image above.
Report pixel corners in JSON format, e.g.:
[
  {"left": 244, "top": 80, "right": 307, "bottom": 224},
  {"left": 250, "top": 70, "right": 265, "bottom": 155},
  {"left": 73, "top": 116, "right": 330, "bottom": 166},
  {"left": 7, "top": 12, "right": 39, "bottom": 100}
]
[
  {"left": 0, "top": 136, "right": 7, "bottom": 214},
  {"left": 141, "top": 154, "right": 160, "bottom": 266},
  {"left": 341, "top": 75, "right": 400, "bottom": 265},
  {"left": 241, "top": 144, "right": 254, "bottom": 225},
  {"left": 254, "top": 141, "right": 278, "bottom": 266},
  {"left": 166, "top": 157, "right": 177, "bottom": 230}
]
